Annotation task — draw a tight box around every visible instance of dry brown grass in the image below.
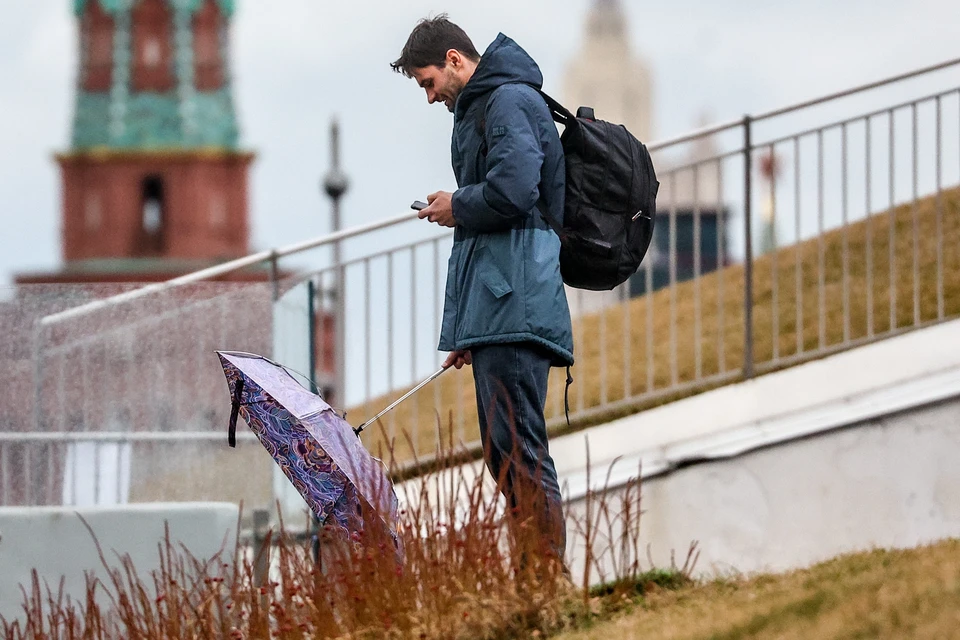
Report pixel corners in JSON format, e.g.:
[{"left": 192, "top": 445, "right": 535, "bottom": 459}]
[
  {"left": 2, "top": 440, "right": 685, "bottom": 640},
  {"left": 556, "top": 539, "right": 960, "bottom": 640},
  {"left": 355, "top": 187, "right": 960, "bottom": 468},
  {"left": 13, "top": 460, "right": 955, "bottom": 640}
]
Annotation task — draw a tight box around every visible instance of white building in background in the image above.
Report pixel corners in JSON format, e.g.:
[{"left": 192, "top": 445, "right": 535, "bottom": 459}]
[
  {"left": 561, "top": 0, "right": 727, "bottom": 318},
  {"left": 563, "top": 0, "right": 653, "bottom": 144},
  {"left": 562, "top": 0, "right": 653, "bottom": 318}
]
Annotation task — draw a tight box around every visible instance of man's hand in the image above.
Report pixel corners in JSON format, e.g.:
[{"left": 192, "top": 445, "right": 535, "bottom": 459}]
[
  {"left": 442, "top": 349, "right": 472, "bottom": 370},
  {"left": 419, "top": 191, "right": 456, "bottom": 228}
]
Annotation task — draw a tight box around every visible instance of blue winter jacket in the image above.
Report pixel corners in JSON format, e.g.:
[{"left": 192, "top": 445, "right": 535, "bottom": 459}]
[{"left": 439, "top": 33, "right": 574, "bottom": 366}]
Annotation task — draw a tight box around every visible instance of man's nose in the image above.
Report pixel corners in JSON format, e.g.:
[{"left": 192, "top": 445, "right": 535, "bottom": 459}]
[{"left": 426, "top": 90, "right": 437, "bottom": 104}]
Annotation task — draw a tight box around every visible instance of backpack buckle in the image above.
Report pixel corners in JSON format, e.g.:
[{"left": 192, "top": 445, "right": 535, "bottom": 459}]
[{"left": 576, "top": 106, "right": 596, "bottom": 121}]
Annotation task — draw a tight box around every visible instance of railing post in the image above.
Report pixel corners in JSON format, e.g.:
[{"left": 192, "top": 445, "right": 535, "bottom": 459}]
[
  {"left": 307, "top": 278, "right": 317, "bottom": 390},
  {"left": 268, "top": 250, "right": 280, "bottom": 302},
  {"left": 252, "top": 508, "right": 271, "bottom": 589},
  {"left": 335, "top": 261, "right": 346, "bottom": 409},
  {"left": 32, "top": 323, "right": 43, "bottom": 435},
  {"left": 743, "top": 115, "right": 755, "bottom": 380}
]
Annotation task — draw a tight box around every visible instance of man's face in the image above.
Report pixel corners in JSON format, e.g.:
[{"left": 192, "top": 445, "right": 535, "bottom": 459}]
[{"left": 411, "top": 64, "right": 464, "bottom": 113}]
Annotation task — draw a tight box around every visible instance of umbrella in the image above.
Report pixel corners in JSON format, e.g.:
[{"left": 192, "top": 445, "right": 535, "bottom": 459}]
[{"left": 216, "top": 351, "right": 401, "bottom": 557}]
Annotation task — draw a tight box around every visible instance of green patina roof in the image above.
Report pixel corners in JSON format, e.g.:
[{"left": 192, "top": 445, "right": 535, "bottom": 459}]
[
  {"left": 72, "top": 90, "right": 241, "bottom": 150},
  {"left": 70, "top": 0, "right": 241, "bottom": 151},
  {"left": 74, "top": 0, "right": 236, "bottom": 18}
]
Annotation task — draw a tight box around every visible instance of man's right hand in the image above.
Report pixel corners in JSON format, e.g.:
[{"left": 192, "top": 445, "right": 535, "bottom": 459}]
[
  {"left": 442, "top": 349, "right": 472, "bottom": 370},
  {"left": 419, "top": 191, "right": 456, "bottom": 228}
]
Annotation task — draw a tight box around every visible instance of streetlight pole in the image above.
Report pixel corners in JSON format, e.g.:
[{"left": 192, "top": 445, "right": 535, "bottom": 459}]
[{"left": 323, "top": 118, "right": 349, "bottom": 409}]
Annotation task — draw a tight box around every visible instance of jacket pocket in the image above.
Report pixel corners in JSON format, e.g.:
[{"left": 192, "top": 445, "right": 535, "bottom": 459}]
[{"left": 477, "top": 261, "right": 513, "bottom": 299}]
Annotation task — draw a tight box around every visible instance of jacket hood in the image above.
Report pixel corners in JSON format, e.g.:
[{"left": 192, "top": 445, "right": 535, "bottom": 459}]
[{"left": 455, "top": 33, "right": 543, "bottom": 119}]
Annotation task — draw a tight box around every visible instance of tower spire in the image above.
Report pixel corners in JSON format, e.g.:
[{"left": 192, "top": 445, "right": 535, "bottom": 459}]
[
  {"left": 588, "top": 0, "right": 628, "bottom": 42},
  {"left": 563, "top": 0, "right": 652, "bottom": 141}
]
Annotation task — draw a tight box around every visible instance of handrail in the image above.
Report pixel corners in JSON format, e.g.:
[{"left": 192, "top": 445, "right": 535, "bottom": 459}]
[
  {"left": 753, "top": 56, "right": 960, "bottom": 122},
  {"left": 37, "top": 55, "right": 960, "bottom": 328},
  {"left": 647, "top": 117, "right": 743, "bottom": 152},
  {"left": 0, "top": 431, "right": 259, "bottom": 443},
  {"left": 39, "top": 209, "right": 421, "bottom": 327},
  {"left": 647, "top": 55, "right": 960, "bottom": 151},
  {"left": 760, "top": 85, "right": 960, "bottom": 148}
]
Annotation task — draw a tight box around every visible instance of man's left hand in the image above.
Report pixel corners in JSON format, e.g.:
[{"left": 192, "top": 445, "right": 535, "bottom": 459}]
[{"left": 419, "top": 191, "right": 456, "bottom": 228}]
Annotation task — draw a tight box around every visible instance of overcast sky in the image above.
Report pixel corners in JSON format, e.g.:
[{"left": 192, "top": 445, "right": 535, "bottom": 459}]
[{"left": 1, "top": 0, "right": 958, "bottom": 287}]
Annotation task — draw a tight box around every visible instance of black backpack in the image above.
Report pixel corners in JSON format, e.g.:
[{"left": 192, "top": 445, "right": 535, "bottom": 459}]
[{"left": 479, "top": 87, "right": 659, "bottom": 291}]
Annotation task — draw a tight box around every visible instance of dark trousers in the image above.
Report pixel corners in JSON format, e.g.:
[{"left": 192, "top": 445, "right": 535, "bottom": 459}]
[{"left": 471, "top": 343, "right": 565, "bottom": 563}]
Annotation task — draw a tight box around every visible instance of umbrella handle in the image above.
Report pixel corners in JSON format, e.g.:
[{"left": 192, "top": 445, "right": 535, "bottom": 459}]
[{"left": 354, "top": 367, "right": 449, "bottom": 436}]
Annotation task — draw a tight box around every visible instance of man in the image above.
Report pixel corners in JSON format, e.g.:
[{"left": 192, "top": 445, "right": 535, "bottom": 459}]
[{"left": 392, "top": 16, "right": 573, "bottom": 566}]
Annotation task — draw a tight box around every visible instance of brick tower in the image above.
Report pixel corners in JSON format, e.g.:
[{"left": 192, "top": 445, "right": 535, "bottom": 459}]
[{"left": 18, "top": 0, "right": 254, "bottom": 283}]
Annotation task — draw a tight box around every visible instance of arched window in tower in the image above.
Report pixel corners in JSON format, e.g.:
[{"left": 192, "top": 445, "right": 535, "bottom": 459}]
[
  {"left": 193, "top": 0, "right": 225, "bottom": 91},
  {"left": 132, "top": 0, "right": 175, "bottom": 92},
  {"left": 81, "top": 1, "right": 114, "bottom": 92},
  {"left": 139, "top": 176, "right": 166, "bottom": 255}
]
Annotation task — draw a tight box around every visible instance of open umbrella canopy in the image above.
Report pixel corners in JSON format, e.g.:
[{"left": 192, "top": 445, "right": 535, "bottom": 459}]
[{"left": 216, "top": 351, "right": 400, "bottom": 553}]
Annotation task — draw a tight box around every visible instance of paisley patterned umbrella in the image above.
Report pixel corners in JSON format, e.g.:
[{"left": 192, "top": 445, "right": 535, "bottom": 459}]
[{"left": 216, "top": 351, "right": 401, "bottom": 556}]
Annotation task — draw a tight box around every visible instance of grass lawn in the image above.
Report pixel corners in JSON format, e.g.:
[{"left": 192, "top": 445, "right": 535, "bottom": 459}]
[
  {"left": 356, "top": 187, "right": 960, "bottom": 469},
  {"left": 553, "top": 539, "right": 960, "bottom": 640}
]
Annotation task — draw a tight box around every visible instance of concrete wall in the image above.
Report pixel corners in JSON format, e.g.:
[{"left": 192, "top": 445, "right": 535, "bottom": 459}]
[
  {"left": 395, "top": 319, "right": 960, "bottom": 586},
  {"left": 0, "top": 502, "right": 238, "bottom": 624},
  {"left": 566, "top": 395, "right": 960, "bottom": 582}
]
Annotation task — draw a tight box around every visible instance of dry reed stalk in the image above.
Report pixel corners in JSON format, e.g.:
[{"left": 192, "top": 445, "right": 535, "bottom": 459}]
[{"left": 2, "top": 432, "right": 694, "bottom": 640}]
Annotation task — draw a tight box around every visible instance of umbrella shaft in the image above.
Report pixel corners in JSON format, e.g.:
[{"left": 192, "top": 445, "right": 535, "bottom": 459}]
[{"left": 356, "top": 367, "right": 447, "bottom": 434}]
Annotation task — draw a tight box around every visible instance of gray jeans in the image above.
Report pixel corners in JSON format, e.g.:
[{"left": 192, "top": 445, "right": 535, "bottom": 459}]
[{"left": 471, "top": 342, "right": 565, "bottom": 563}]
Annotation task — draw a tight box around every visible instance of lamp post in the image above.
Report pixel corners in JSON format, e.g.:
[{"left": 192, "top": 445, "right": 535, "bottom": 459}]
[{"left": 323, "top": 118, "right": 349, "bottom": 408}]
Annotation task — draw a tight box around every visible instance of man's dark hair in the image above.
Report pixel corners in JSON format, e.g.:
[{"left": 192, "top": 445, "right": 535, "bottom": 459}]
[{"left": 391, "top": 14, "right": 481, "bottom": 78}]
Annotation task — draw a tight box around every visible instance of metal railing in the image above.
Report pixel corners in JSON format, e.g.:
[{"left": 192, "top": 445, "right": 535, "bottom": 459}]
[{"left": 2, "top": 56, "right": 959, "bottom": 508}]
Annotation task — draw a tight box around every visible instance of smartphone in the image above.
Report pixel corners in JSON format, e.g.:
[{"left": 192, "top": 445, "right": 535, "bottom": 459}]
[{"left": 411, "top": 200, "right": 428, "bottom": 211}]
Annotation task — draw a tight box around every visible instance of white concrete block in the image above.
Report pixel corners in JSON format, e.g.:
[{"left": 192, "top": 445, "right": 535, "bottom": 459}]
[
  {"left": 565, "top": 397, "right": 960, "bottom": 582},
  {"left": 0, "top": 502, "right": 239, "bottom": 624}
]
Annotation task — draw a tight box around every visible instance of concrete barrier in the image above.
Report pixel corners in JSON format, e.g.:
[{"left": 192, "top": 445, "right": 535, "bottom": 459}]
[
  {"left": 565, "top": 394, "right": 960, "bottom": 581},
  {"left": 0, "top": 502, "right": 239, "bottom": 624}
]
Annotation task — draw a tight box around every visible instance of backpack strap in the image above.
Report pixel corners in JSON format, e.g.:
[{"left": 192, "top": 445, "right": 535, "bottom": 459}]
[
  {"left": 475, "top": 90, "right": 493, "bottom": 158},
  {"left": 473, "top": 85, "right": 568, "bottom": 238},
  {"left": 533, "top": 88, "right": 575, "bottom": 127},
  {"left": 474, "top": 85, "right": 575, "bottom": 151}
]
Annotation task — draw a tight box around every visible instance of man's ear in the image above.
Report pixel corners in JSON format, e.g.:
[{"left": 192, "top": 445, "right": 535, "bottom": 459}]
[{"left": 446, "top": 49, "right": 462, "bottom": 69}]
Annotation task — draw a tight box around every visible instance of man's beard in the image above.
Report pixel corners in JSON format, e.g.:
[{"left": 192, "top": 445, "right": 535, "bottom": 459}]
[{"left": 444, "top": 72, "right": 465, "bottom": 113}]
